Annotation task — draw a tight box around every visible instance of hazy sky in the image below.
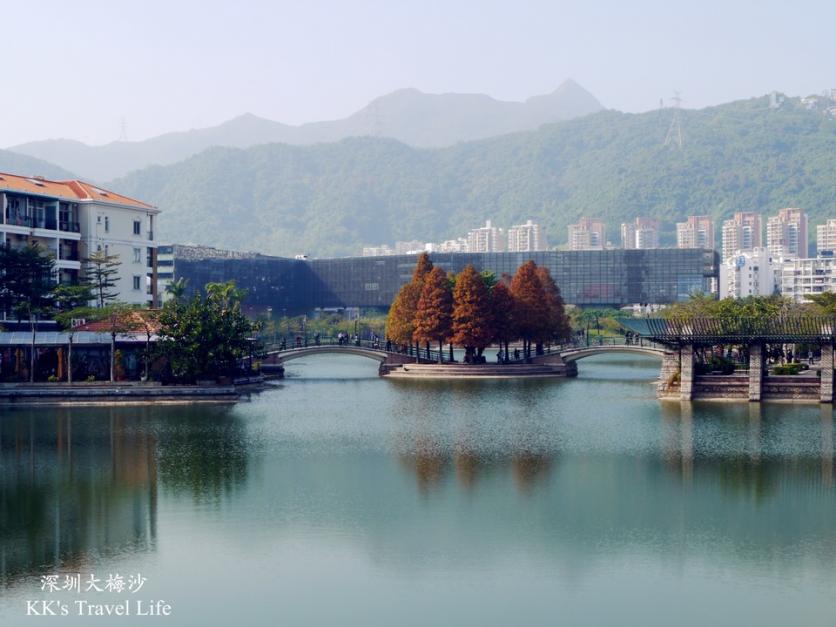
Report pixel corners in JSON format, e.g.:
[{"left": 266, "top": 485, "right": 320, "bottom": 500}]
[{"left": 2, "top": 0, "right": 834, "bottom": 147}]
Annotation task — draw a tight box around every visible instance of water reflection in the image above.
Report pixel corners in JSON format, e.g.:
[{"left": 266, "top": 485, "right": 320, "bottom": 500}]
[
  {"left": 0, "top": 409, "right": 157, "bottom": 588},
  {"left": 0, "top": 406, "right": 250, "bottom": 590},
  {"left": 1, "top": 355, "right": 836, "bottom": 626}
]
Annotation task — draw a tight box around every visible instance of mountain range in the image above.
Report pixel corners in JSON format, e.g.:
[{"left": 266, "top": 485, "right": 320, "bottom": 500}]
[
  {"left": 7, "top": 80, "right": 603, "bottom": 181},
  {"left": 106, "top": 94, "right": 836, "bottom": 258}
]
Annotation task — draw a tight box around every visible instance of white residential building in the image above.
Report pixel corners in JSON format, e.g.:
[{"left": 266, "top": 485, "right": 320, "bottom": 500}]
[
  {"left": 721, "top": 212, "right": 762, "bottom": 261},
  {"left": 766, "top": 207, "right": 808, "bottom": 259},
  {"left": 362, "top": 245, "right": 395, "bottom": 257},
  {"left": 507, "top": 220, "right": 546, "bottom": 252},
  {"left": 394, "top": 240, "right": 425, "bottom": 255},
  {"left": 780, "top": 253, "right": 836, "bottom": 302},
  {"left": 0, "top": 172, "right": 159, "bottom": 308},
  {"left": 816, "top": 219, "right": 836, "bottom": 254},
  {"left": 677, "top": 215, "right": 714, "bottom": 250},
  {"left": 568, "top": 218, "right": 606, "bottom": 250},
  {"left": 467, "top": 220, "right": 505, "bottom": 252},
  {"left": 719, "top": 247, "right": 779, "bottom": 299},
  {"left": 438, "top": 238, "right": 469, "bottom": 253},
  {"left": 621, "top": 217, "right": 659, "bottom": 249}
]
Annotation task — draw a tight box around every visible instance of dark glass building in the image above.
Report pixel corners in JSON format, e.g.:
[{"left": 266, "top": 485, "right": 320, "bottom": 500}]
[{"left": 173, "top": 248, "right": 718, "bottom": 313}]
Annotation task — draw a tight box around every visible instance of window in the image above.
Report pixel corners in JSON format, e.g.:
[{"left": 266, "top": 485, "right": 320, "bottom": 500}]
[
  {"left": 133, "top": 276, "right": 141, "bottom": 291},
  {"left": 133, "top": 247, "right": 141, "bottom": 263},
  {"left": 104, "top": 216, "right": 110, "bottom": 232},
  {"left": 133, "top": 220, "right": 141, "bottom": 235}
]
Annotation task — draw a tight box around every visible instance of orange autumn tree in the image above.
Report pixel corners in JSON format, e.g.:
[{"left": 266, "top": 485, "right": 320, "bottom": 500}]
[
  {"left": 386, "top": 253, "right": 434, "bottom": 350},
  {"left": 413, "top": 266, "right": 453, "bottom": 362},
  {"left": 510, "top": 260, "right": 547, "bottom": 358},
  {"left": 491, "top": 279, "right": 517, "bottom": 361},
  {"left": 452, "top": 265, "right": 494, "bottom": 363},
  {"left": 535, "top": 265, "right": 571, "bottom": 350}
]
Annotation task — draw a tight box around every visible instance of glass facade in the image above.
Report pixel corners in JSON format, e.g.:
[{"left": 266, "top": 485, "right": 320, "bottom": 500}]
[{"left": 174, "top": 249, "right": 718, "bottom": 313}]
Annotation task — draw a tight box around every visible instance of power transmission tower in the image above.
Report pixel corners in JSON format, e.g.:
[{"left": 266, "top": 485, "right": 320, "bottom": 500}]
[
  {"left": 118, "top": 116, "right": 128, "bottom": 142},
  {"left": 663, "top": 92, "right": 684, "bottom": 148}
]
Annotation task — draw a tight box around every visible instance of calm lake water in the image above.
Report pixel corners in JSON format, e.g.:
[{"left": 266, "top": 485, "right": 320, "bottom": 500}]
[{"left": 1, "top": 354, "right": 835, "bottom": 626}]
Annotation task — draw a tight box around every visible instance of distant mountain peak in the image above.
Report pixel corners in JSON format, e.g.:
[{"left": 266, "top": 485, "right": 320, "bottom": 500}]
[{"left": 8, "top": 81, "right": 603, "bottom": 180}]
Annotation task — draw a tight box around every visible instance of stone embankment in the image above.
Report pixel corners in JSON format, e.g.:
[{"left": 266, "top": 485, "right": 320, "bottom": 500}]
[
  {"left": 382, "top": 361, "right": 577, "bottom": 379},
  {"left": 0, "top": 379, "right": 265, "bottom": 405}
]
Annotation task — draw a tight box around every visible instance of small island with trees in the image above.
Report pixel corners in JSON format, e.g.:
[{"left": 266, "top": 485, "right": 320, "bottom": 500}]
[{"left": 383, "top": 253, "right": 574, "bottom": 378}]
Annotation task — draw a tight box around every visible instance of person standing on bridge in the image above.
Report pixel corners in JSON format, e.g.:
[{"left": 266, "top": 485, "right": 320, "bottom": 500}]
[{"left": 314, "top": 333, "right": 320, "bottom": 346}]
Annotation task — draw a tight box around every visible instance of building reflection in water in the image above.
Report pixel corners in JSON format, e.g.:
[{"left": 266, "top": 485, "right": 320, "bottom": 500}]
[
  {"left": 659, "top": 401, "right": 835, "bottom": 494},
  {"left": 0, "top": 404, "right": 251, "bottom": 589},
  {"left": 0, "top": 408, "right": 157, "bottom": 589}
]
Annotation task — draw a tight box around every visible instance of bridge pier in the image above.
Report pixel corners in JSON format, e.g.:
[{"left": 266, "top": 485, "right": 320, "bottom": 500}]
[
  {"left": 821, "top": 344, "right": 834, "bottom": 403},
  {"left": 679, "top": 344, "right": 695, "bottom": 401},
  {"left": 748, "top": 342, "right": 764, "bottom": 402}
]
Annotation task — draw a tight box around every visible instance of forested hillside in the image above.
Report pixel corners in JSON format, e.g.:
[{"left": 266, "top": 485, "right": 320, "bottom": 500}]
[{"left": 111, "top": 95, "right": 836, "bottom": 257}]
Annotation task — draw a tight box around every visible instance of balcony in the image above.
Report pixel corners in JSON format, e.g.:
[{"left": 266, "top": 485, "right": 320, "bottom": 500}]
[
  {"left": 5, "top": 213, "right": 31, "bottom": 227},
  {"left": 59, "top": 244, "right": 80, "bottom": 261},
  {"left": 59, "top": 220, "right": 81, "bottom": 233}
]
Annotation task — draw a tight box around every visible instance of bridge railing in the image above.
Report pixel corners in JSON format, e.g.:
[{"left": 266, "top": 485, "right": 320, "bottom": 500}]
[
  {"left": 264, "top": 336, "right": 447, "bottom": 362},
  {"left": 263, "top": 334, "right": 667, "bottom": 365}
]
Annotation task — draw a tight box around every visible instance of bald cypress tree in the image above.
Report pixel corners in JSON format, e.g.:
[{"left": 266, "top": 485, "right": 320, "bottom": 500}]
[
  {"left": 535, "top": 265, "right": 571, "bottom": 351},
  {"left": 491, "top": 280, "right": 517, "bottom": 362},
  {"left": 452, "top": 265, "right": 494, "bottom": 363},
  {"left": 510, "top": 260, "right": 547, "bottom": 358},
  {"left": 386, "top": 254, "right": 434, "bottom": 352},
  {"left": 413, "top": 267, "right": 453, "bottom": 362}
]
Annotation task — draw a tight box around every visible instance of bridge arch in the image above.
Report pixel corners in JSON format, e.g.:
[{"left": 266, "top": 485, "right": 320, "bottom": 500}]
[
  {"left": 267, "top": 345, "right": 391, "bottom": 364},
  {"left": 558, "top": 345, "right": 668, "bottom": 363}
]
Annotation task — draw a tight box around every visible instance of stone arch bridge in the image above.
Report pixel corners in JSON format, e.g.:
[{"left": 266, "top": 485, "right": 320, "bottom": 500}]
[{"left": 260, "top": 338, "right": 669, "bottom": 378}]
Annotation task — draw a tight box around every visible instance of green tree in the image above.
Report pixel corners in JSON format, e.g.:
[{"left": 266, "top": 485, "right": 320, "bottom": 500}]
[
  {"left": 413, "top": 267, "right": 453, "bottom": 362},
  {"left": 0, "top": 242, "right": 56, "bottom": 381},
  {"left": 165, "top": 277, "right": 189, "bottom": 302},
  {"left": 452, "top": 265, "right": 494, "bottom": 363},
  {"left": 157, "top": 281, "right": 256, "bottom": 382},
  {"left": 53, "top": 281, "right": 97, "bottom": 384},
  {"left": 807, "top": 292, "right": 836, "bottom": 316},
  {"left": 89, "top": 303, "right": 135, "bottom": 382},
  {"left": 85, "top": 250, "right": 122, "bottom": 308}
]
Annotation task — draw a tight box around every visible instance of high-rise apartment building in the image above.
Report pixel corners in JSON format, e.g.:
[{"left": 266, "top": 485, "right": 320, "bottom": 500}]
[
  {"left": 507, "top": 220, "right": 546, "bottom": 252},
  {"left": 719, "top": 247, "right": 779, "bottom": 299},
  {"left": 0, "top": 172, "right": 159, "bottom": 308},
  {"left": 568, "top": 218, "right": 606, "bottom": 250},
  {"left": 766, "top": 207, "right": 808, "bottom": 259},
  {"left": 721, "top": 212, "right": 762, "bottom": 261},
  {"left": 467, "top": 220, "right": 505, "bottom": 252},
  {"left": 816, "top": 219, "right": 836, "bottom": 254},
  {"left": 621, "top": 217, "right": 659, "bottom": 249},
  {"left": 676, "top": 215, "right": 714, "bottom": 250}
]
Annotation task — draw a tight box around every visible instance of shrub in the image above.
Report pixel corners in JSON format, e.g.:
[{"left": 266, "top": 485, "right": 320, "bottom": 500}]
[{"left": 773, "top": 363, "right": 802, "bottom": 375}]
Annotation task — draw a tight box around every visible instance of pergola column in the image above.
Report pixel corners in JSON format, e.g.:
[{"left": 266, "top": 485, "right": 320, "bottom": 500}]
[
  {"left": 748, "top": 341, "right": 764, "bottom": 402},
  {"left": 821, "top": 344, "right": 834, "bottom": 403},
  {"left": 680, "top": 343, "right": 695, "bottom": 401}
]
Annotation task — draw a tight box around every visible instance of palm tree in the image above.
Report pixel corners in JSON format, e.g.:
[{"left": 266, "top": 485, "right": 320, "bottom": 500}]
[{"left": 165, "top": 277, "right": 188, "bottom": 302}]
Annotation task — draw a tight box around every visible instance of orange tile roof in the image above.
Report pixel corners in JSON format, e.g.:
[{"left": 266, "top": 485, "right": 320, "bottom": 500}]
[
  {"left": 0, "top": 171, "right": 155, "bottom": 211},
  {"left": 74, "top": 309, "right": 162, "bottom": 333}
]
